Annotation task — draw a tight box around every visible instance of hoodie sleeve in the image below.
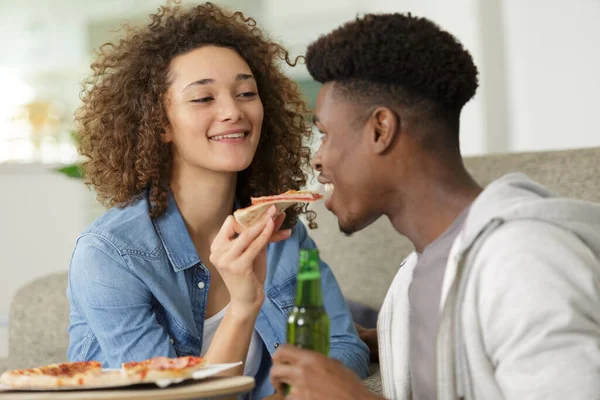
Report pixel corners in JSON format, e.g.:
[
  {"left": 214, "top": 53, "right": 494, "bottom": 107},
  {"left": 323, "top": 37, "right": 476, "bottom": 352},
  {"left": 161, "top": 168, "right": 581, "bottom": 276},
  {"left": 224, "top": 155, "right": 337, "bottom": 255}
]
[{"left": 472, "top": 219, "right": 600, "bottom": 400}]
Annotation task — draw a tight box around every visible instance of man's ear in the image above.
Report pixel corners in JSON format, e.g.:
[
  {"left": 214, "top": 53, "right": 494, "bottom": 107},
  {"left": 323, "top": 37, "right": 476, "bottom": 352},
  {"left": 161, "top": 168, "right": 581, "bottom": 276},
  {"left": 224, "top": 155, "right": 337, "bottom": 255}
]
[{"left": 367, "top": 107, "right": 399, "bottom": 154}]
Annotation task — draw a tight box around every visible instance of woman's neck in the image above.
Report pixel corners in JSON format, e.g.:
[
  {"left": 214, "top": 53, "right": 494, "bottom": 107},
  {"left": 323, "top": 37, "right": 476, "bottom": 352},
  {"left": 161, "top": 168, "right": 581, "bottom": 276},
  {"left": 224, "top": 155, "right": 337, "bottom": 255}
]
[{"left": 170, "top": 162, "right": 238, "bottom": 246}]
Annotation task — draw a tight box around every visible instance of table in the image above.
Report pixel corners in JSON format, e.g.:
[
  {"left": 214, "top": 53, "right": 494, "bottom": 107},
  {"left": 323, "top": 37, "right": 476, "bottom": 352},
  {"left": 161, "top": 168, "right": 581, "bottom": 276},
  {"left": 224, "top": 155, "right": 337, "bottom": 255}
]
[{"left": 0, "top": 376, "right": 254, "bottom": 400}]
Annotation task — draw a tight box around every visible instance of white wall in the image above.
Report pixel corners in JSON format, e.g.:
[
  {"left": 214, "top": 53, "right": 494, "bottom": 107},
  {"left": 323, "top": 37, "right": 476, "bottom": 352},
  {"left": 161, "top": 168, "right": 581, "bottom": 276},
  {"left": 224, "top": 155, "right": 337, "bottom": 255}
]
[
  {"left": 263, "top": 0, "right": 366, "bottom": 61},
  {"left": 0, "top": 165, "right": 95, "bottom": 357},
  {"left": 502, "top": 0, "right": 600, "bottom": 152},
  {"left": 0, "top": 0, "right": 259, "bottom": 118}
]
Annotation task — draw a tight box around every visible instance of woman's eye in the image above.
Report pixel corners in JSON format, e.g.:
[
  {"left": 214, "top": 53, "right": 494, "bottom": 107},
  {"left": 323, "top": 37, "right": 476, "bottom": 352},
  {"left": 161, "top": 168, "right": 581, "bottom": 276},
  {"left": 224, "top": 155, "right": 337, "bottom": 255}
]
[
  {"left": 238, "top": 92, "right": 257, "bottom": 98},
  {"left": 191, "top": 97, "right": 213, "bottom": 103}
]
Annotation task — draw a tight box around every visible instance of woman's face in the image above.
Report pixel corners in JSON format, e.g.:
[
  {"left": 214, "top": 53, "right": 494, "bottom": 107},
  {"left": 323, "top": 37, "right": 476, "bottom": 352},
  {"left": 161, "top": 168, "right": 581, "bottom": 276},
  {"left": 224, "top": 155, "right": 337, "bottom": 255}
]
[{"left": 164, "top": 45, "right": 264, "bottom": 174}]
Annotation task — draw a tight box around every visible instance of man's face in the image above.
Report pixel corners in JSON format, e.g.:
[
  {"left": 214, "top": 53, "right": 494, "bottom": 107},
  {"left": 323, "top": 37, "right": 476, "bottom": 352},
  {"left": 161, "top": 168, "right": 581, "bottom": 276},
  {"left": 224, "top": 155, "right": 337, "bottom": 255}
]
[{"left": 311, "top": 83, "right": 383, "bottom": 235}]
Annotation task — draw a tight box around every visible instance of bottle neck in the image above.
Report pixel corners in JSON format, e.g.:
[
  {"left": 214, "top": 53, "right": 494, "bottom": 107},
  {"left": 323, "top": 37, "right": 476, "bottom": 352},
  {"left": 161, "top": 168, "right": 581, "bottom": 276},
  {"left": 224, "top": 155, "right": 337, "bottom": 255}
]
[
  {"left": 295, "top": 249, "right": 323, "bottom": 307},
  {"left": 295, "top": 275, "right": 324, "bottom": 307}
]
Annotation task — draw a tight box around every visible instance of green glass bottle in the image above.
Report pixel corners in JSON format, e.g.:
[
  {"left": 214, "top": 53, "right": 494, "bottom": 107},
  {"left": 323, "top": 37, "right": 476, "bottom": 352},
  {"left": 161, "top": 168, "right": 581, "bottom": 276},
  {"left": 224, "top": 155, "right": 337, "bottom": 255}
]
[
  {"left": 286, "top": 248, "right": 330, "bottom": 353},
  {"left": 284, "top": 249, "right": 330, "bottom": 395}
]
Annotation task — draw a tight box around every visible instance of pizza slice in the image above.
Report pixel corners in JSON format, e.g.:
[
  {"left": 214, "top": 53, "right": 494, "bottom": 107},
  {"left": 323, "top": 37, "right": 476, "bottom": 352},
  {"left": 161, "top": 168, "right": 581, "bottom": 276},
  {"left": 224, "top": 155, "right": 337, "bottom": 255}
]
[
  {"left": 234, "top": 190, "right": 323, "bottom": 228},
  {"left": 0, "top": 361, "right": 131, "bottom": 389},
  {"left": 122, "top": 355, "right": 207, "bottom": 382}
]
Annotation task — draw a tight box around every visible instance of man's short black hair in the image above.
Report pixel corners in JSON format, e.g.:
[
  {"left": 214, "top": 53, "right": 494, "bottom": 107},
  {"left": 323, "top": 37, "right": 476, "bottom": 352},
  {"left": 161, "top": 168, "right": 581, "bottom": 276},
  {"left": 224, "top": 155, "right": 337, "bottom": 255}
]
[{"left": 306, "top": 13, "right": 479, "bottom": 147}]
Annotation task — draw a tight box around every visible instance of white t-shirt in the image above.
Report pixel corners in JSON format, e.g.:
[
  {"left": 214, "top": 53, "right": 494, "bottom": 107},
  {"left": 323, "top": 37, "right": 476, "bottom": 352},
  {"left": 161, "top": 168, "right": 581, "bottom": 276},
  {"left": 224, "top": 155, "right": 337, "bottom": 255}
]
[{"left": 200, "top": 305, "right": 263, "bottom": 377}]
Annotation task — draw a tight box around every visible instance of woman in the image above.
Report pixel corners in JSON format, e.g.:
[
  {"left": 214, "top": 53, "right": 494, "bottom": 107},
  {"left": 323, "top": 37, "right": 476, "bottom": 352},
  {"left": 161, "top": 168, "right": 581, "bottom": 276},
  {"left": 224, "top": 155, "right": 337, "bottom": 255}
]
[{"left": 66, "top": 2, "right": 369, "bottom": 397}]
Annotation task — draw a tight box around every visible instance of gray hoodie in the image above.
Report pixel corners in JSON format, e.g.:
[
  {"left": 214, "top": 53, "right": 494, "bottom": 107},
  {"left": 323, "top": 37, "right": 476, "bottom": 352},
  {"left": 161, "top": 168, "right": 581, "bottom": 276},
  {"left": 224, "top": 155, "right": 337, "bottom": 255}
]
[{"left": 379, "top": 173, "right": 600, "bottom": 400}]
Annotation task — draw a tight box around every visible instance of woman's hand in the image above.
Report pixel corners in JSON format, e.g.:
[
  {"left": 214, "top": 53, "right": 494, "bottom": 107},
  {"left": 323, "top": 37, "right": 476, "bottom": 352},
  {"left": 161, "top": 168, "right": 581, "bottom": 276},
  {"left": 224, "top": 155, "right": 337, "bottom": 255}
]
[
  {"left": 204, "top": 206, "right": 291, "bottom": 373},
  {"left": 210, "top": 205, "right": 291, "bottom": 316}
]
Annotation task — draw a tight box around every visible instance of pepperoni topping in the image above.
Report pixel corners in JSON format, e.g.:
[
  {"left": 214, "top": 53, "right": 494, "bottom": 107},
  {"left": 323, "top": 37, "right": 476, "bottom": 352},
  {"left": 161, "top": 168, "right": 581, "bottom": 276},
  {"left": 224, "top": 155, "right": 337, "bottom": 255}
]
[{"left": 250, "top": 190, "right": 323, "bottom": 205}]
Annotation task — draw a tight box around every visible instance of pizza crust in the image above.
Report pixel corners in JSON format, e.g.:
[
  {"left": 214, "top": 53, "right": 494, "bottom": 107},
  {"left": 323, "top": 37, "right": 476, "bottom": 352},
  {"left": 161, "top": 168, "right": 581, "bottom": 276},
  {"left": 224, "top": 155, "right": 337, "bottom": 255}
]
[
  {"left": 234, "top": 200, "right": 298, "bottom": 228},
  {"left": 136, "top": 362, "right": 208, "bottom": 382},
  {"left": 123, "top": 356, "right": 208, "bottom": 383},
  {"left": 234, "top": 190, "right": 323, "bottom": 228},
  {"left": 0, "top": 369, "right": 135, "bottom": 390}
]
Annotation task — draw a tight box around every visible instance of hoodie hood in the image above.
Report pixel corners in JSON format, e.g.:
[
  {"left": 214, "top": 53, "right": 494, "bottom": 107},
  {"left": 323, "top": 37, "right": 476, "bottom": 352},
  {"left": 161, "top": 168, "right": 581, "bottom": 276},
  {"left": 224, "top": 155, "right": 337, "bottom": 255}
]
[{"left": 459, "top": 172, "right": 600, "bottom": 258}]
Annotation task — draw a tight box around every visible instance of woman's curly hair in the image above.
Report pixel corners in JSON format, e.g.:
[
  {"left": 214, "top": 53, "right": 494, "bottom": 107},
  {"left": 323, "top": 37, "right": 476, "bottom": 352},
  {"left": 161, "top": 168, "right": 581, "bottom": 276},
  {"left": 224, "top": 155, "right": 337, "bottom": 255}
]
[{"left": 77, "top": 1, "right": 315, "bottom": 227}]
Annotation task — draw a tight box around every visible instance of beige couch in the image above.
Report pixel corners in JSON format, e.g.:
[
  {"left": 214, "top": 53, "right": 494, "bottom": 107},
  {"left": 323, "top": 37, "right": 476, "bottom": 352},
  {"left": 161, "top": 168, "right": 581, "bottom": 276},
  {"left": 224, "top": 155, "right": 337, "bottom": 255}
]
[{"left": 1, "top": 147, "right": 599, "bottom": 393}]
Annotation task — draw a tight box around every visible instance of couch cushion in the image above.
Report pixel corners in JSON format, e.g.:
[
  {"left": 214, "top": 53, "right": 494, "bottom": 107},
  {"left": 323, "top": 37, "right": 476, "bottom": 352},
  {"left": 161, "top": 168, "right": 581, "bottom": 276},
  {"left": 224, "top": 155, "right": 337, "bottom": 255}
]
[
  {"left": 7, "top": 272, "right": 69, "bottom": 369},
  {"left": 464, "top": 147, "right": 600, "bottom": 202}
]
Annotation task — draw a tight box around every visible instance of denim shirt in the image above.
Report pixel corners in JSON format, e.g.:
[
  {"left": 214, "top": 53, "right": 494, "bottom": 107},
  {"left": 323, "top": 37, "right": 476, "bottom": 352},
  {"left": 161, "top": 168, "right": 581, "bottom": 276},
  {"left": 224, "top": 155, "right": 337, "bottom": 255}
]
[{"left": 67, "top": 192, "right": 369, "bottom": 398}]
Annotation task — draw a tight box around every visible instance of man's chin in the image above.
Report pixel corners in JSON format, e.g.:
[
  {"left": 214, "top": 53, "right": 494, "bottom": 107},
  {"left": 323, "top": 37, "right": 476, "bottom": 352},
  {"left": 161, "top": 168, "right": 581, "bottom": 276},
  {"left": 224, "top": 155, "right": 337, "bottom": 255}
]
[
  {"left": 338, "top": 218, "right": 359, "bottom": 237},
  {"left": 339, "top": 227, "right": 355, "bottom": 237},
  {"left": 338, "top": 212, "right": 380, "bottom": 236},
  {"left": 330, "top": 202, "right": 374, "bottom": 236}
]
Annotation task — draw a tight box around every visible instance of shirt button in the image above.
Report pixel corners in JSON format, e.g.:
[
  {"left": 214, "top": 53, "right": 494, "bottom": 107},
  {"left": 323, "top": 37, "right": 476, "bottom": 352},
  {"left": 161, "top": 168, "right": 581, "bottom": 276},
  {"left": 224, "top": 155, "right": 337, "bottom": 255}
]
[
  {"left": 274, "top": 342, "right": 280, "bottom": 349},
  {"left": 169, "top": 338, "right": 174, "bottom": 345},
  {"left": 197, "top": 282, "right": 206, "bottom": 289}
]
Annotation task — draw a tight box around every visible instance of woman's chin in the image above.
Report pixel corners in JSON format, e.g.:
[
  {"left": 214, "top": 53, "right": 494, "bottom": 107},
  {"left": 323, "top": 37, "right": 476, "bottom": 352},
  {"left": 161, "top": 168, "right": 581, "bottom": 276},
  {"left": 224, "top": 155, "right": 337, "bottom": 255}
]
[
  {"left": 216, "top": 158, "right": 254, "bottom": 173},
  {"left": 178, "top": 153, "right": 255, "bottom": 175}
]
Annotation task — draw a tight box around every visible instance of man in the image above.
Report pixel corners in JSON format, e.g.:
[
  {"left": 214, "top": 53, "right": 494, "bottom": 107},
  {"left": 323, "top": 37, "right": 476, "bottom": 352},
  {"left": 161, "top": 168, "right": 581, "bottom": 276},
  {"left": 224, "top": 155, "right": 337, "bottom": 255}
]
[{"left": 270, "top": 12, "right": 600, "bottom": 400}]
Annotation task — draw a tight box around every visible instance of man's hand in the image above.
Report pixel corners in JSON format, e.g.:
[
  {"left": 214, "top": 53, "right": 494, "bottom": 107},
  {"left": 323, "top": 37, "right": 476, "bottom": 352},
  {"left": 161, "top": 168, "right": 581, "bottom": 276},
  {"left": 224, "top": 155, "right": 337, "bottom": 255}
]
[
  {"left": 271, "top": 345, "right": 379, "bottom": 400},
  {"left": 355, "top": 323, "right": 379, "bottom": 363}
]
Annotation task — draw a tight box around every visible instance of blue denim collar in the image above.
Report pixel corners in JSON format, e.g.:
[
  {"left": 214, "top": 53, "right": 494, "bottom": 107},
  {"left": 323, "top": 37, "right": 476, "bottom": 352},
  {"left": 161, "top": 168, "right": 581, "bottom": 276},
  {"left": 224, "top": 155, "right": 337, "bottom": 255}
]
[
  {"left": 152, "top": 191, "right": 242, "bottom": 272},
  {"left": 152, "top": 191, "right": 200, "bottom": 272}
]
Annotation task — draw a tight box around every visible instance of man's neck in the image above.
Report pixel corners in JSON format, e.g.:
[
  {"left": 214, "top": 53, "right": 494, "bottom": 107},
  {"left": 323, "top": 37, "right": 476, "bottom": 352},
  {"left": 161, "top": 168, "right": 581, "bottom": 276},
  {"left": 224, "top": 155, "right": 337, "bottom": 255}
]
[
  {"left": 169, "top": 161, "right": 237, "bottom": 246},
  {"left": 387, "top": 163, "right": 482, "bottom": 254}
]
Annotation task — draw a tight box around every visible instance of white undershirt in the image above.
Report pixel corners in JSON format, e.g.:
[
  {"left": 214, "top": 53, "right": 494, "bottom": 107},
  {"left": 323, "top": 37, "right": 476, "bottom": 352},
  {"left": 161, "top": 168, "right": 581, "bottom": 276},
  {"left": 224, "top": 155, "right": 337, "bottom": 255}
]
[{"left": 200, "top": 305, "right": 263, "bottom": 377}]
